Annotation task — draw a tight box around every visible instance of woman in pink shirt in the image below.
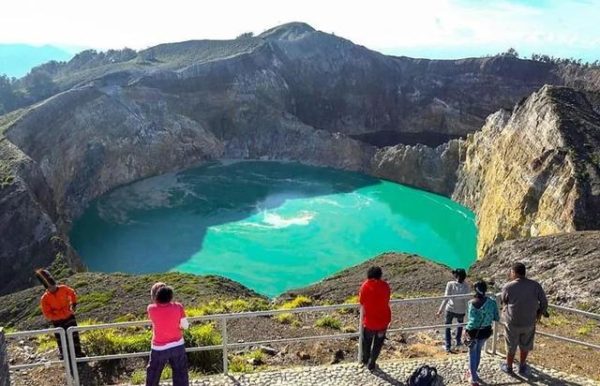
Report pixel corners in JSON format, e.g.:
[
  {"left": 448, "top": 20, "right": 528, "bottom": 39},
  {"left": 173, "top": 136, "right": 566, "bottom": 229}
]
[{"left": 146, "top": 283, "right": 190, "bottom": 386}]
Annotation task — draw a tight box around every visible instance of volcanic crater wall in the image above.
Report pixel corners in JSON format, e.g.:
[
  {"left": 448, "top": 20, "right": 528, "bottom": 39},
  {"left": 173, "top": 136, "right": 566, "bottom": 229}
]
[{"left": 1, "top": 23, "right": 600, "bottom": 295}]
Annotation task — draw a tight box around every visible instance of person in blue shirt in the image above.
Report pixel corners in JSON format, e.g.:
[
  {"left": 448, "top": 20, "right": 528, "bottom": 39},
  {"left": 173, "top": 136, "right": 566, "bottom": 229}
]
[{"left": 465, "top": 280, "right": 499, "bottom": 386}]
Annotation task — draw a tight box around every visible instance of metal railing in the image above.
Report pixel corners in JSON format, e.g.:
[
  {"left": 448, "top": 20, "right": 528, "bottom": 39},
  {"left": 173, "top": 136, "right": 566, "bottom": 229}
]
[
  {"left": 6, "top": 327, "right": 73, "bottom": 386},
  {"left": 6, "top": 294, "right": 600, "bottom": 386}
]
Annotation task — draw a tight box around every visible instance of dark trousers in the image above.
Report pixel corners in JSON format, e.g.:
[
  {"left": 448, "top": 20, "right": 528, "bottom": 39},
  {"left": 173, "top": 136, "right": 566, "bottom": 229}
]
[
  {"left": 444, "top": 311, "right": 465, "bottom": 350},
  {"left": 361, "top": 328, "right": 386, "bottom": 366},
  {"left": 146, "top": 344, "right": 189, "bottom": 386},
  {"left": 51, "top": 315, "right": 82, "bottom": 358}
]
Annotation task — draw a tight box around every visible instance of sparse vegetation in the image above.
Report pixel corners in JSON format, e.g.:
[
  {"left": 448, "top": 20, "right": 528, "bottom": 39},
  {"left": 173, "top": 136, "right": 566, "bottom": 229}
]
[
  {"left": 47, "top": 251, "right": 74, "bottom": 281},
  {"left": 82, "top": 326, "right": 151, "bottom": 356},
  {"left": 236, "top": 32, "right": 254, "bottom": 40},
  {"left": 315, "top": 315, "right": 342, "bottom": 330},
  {"left": 130, "top": 369, "right": 146, "bottom": 385},
  {"left": 35, "top": 333, "right": 56, "bottom": 353},
  {"left": 341, "top": 325, "right": 358, "bottom": 333},
  {"left": 186, "top": 298, "right": 270, "bottom": 317},
  {"left": 229, "top": 349, "right": 265, "bottom": 373},
  {"left": 279, "top": 296, "right": 312, "bottom": 310},
  {"left": 338, "top": 295, "right": 359, "bottom": 314},
  {"left": 77, "top": 290, "right": 116, "bottom": 313},
  {"left": 229, "top": 355, "right": 254, "bottom": 373},
  {"left": 0, "top": 161, "right": 14, "bottom": 188},
  {"left": 184, "top": 323, "right": 223, "bottom": 372},
  {"left": 576, "top": 321, "right": 597, "bottom": 336},
  {"left": 274, "top": 312, "right": 298, "bottom": 325}
]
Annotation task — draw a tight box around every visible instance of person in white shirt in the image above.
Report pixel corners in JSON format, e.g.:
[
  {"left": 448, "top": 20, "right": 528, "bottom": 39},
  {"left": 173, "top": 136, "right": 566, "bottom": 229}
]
[{"left": 437, "top": 269, "right": 470, "bottom": 353}]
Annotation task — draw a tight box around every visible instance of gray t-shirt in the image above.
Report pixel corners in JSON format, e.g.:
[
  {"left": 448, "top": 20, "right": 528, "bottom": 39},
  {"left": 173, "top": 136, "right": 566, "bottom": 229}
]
[
  {"left": 502, "top": 277, "right": 548, "bottom": 327},
  {"left": 439, "top": 281, "right": 470, "bottom": 314}
]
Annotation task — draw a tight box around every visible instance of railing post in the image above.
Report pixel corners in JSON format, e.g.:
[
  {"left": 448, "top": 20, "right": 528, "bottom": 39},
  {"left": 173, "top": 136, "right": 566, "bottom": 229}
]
[
  {"left": 357, "top": 306, "right": 364, "bottom": 363},
  {"left": 57, "top": 329, "right": 74, "bottom": 386},
  {"left": 492, "top": 321, "right": 499, "bottom": 355},
  {"left": 66, "top": 327, "right": 80, "bottom": 386},
  {"left": 221, "top": 318, "right": 228, "bottom": 375}
]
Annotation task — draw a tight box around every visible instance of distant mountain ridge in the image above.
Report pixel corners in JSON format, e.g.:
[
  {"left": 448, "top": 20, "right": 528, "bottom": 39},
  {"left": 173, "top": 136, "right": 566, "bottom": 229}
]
[{"left": 0, "top": 44, "right": 73, "bottom": 78}]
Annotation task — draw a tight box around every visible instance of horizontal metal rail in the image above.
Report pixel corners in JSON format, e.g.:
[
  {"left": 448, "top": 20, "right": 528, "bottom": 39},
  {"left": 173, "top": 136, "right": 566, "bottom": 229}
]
[
  {"left": 537, "top": 331, "right": 600, "bottom": 350},
  {"left": 9, "top": 360, "right": 64, "bottom": 370},
  {"left": 548, "top": 304, "right": 600, "bottom": 320},
  {"left": 5, "top": 327, "right": 72, "bottom": 386},
  {"left": 65, "top": 293, "right": 473, "bottom": 333},
  {"left": 388, "top": 322, "right": 467, "bottom": 334}
]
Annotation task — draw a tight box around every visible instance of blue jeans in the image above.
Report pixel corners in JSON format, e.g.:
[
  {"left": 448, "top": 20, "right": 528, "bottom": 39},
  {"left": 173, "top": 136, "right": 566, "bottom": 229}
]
[
  {"left": 444, "top": 311, "right": 464, "bottom": 349},
  {"left": 468, "top": 338, "right": 488, "bottom": 382}
]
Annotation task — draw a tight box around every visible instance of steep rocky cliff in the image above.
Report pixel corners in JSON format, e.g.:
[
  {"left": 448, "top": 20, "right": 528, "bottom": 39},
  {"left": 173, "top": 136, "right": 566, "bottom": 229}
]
[
  {"left": 0, "top": 138, "right": 79, "bottom": 291},
  {"left": 453, "top": 86, "right": 600, "bottom": 256},
  {"left": 1, "top": 22, "right": 600, "bottom": 295},
  {"left": 371, "top": 140, "right": 462, "bottom": 196}
]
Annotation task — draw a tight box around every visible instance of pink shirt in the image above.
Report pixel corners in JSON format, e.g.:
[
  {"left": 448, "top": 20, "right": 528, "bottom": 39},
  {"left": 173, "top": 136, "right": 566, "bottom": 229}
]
[{"left": 147, "top": 302, "right": 186, "bottom": 349}]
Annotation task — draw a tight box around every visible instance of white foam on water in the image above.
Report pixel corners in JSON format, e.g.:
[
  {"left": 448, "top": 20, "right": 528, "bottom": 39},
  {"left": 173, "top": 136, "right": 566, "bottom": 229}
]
[
  {"left": 312, "top": 197, "right": 344, "bottom": 207},
  {"left": 262, "top": 211, "right": 316, "bottom": 228}
]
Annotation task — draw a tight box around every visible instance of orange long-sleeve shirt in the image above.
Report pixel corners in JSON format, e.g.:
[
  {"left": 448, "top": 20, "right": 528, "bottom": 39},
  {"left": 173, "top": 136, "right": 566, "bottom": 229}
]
[{"left": 40, "top": 285, "right": 77, "bottom": 321}]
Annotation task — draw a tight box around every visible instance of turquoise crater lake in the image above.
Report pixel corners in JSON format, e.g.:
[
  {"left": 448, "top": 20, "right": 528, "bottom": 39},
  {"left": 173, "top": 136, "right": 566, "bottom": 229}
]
[{"left": 71, "top": 161, "right": 477, "bottom": 297}]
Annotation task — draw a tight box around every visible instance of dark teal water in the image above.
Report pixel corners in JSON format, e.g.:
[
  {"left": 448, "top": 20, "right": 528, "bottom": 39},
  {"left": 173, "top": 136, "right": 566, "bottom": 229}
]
[{"left": 71, "top": 161, "right": 477, "bottom": 297}]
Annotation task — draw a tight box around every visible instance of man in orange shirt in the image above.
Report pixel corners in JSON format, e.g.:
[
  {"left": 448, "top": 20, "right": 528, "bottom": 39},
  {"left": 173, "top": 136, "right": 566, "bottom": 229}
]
[
  {"left": 359, "top": 266, "right": 391, "bottom": 371},
  {"left": 36, "top": 269, "right": 84, "bottom": 359}
]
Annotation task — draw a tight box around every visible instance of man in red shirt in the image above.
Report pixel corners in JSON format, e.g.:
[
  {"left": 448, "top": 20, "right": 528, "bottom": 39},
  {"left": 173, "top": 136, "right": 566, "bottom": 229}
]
[
  {"left": 36, "top": 269, "right": 84, "bottom": 359},
  {"left": 359, "top": 266, "right": 391, "bottom": 371}
]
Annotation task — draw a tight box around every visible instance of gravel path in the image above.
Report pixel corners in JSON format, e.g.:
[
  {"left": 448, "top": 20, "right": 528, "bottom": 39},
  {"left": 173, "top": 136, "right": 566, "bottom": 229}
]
[{"left": 157, "top": 354, "right": 599, "bottom": 386}]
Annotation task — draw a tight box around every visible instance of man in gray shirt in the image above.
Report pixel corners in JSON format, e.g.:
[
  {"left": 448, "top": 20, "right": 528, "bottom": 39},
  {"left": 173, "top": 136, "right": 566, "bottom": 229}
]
[{"left": 500, "top": 262, "right": 548, "bottom": 376}]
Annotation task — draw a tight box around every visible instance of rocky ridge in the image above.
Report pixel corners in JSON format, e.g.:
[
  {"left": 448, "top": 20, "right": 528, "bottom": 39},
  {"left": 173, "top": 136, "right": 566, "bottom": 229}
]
[{"left": 453, "top": 86, "right": 600, "bottom": 255}]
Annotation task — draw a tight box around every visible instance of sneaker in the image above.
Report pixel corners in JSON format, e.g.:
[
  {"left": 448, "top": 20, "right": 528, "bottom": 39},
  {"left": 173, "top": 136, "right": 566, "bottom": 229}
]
[
  {"left": 500, "top": 363, "right": 514, "bottom": 374},
  {"left": 518, "top": 364, "right": 531, "bottom": 377},
  {"left": 367, "top": 362, "right": 379, "bottom": 372}
]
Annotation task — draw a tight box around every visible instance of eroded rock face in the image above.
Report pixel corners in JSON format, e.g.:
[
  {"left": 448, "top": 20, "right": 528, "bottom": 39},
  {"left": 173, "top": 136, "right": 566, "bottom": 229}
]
[
  {"left": 472, "top": 231, "right": 600, "bottom": 312},
  {"left": 0, "top": 139, "right": 74, "bottom": 294},
  {"left": 453, "top": 86, "right": 600, "bottom": 256},
  {"left": 6, "top": 87, "right": 225, "bottom": 219},
  {"left": 371, "top": 140, "right": 462, "bottom": 196}
]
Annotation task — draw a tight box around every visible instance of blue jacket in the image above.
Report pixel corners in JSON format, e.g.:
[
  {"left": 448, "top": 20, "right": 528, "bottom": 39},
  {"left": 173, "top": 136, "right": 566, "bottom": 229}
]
[{"left": 466, "top": 296, "right": 500, "bottom": 330}]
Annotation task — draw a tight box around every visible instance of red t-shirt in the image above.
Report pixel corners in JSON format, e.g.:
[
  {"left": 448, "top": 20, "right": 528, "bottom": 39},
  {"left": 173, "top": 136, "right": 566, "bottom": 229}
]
[
  {"left": 147, "top": 302, "right": 186, "bottom": 348},
  {"left": 359, "top": 279, "right": 391, "bottom": 330}
]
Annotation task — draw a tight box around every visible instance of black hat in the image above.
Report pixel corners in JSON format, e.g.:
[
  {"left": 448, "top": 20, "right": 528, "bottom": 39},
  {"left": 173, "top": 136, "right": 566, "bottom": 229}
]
[{"left": 35, "top": 269, "right": 56, "bottom": 289}]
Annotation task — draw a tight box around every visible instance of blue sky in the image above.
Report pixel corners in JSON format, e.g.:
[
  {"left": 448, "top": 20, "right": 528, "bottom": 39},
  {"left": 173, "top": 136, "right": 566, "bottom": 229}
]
[{"left": 0, "top": 0, "right": 598, "bottom": 62}]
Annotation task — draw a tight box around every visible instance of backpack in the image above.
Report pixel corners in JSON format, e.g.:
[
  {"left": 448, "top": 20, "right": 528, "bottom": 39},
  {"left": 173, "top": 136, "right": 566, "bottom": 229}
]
[{"left": 407, "top": 365, "right": 439, "bottom": 386}]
